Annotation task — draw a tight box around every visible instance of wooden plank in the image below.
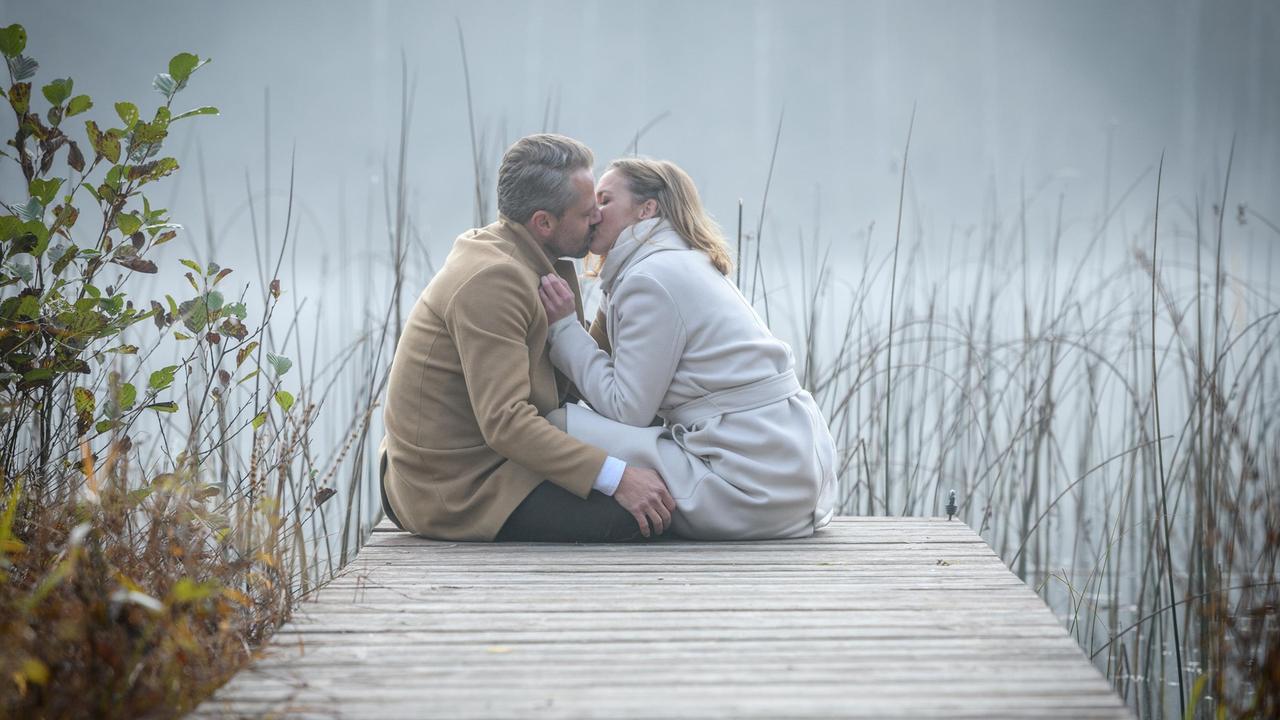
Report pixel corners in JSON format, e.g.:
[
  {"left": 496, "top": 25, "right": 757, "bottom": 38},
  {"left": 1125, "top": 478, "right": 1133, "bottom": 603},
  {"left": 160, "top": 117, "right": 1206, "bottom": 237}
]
[{"left": 197, "top": 517, "right": 1132, "bottom": 719}]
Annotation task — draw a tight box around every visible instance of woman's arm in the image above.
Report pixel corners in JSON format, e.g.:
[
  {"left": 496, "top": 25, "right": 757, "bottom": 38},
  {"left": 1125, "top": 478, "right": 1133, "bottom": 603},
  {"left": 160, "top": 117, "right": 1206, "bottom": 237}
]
[
  {"left": 542, "top": 273, "right": 686, "bottom": 427},
  {"left": 588, "top": 305, "right": 611, "bottom": 355}
]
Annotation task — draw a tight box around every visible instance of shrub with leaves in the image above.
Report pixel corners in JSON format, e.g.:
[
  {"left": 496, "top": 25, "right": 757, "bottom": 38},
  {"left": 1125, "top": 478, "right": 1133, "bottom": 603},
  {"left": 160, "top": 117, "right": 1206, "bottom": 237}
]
[{"left": 0, "top": 23, "right": 335, "bottom": 719}]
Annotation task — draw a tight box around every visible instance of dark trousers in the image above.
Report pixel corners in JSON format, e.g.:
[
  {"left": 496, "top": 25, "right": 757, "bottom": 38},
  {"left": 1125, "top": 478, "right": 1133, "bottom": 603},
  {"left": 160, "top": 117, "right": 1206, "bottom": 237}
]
[
  {"left": 380, "top": 453, "right": 648, "bottom": 543},
  {"left": 497, "top": 481, "right": 649, "bottom": 543}
]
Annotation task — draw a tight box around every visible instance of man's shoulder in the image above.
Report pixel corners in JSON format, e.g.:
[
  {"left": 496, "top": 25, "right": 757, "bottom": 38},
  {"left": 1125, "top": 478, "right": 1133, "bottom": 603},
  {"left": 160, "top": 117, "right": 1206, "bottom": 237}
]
[{"left": 427, "top": 226, "right": 537, "bottom": 314}]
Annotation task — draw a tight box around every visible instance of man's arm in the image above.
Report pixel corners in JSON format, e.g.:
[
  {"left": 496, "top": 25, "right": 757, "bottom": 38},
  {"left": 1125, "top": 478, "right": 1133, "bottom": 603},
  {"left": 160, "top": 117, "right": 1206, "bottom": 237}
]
[{"left": 447, "top": 263, "right": 606, "bottom": 498}]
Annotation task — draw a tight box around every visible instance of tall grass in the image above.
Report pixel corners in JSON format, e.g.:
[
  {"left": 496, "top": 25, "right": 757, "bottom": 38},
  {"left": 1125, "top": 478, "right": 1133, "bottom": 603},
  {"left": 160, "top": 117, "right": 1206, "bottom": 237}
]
[{"left": 769, "top": 141, "right": 1277, "bottom": 717}]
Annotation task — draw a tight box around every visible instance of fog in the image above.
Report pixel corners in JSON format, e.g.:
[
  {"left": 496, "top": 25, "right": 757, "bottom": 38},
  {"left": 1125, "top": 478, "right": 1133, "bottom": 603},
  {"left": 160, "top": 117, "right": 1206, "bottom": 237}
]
[
  {"left": 7, "top": 1, "right": 1278, "bottom": 276},
  {"left": 3, "top": 5, "right": 1278, "bottom": 712}
]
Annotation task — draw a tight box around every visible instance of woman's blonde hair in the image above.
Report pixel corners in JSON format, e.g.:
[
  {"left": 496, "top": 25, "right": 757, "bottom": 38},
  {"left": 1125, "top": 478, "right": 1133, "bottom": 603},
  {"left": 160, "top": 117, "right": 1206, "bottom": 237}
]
[{"left": 593, "top": 158, "right": 733, "bottom": 276}]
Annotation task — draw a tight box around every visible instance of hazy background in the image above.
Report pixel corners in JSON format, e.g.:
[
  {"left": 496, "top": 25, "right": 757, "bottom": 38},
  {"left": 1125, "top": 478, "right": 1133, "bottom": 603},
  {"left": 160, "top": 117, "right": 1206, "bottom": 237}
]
[
  {"left": 6, "top": 0, "right": 1278, "bottom": 280},
  {"left": 4, "top": 3, "right": 1277, "bottom": 714}
]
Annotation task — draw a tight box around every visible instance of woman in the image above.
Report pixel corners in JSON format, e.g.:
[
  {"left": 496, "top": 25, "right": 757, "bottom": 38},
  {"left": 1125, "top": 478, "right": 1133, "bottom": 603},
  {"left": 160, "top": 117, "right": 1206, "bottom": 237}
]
[{"left": 538, "top": 158, "right": 836, "bottom": 540}]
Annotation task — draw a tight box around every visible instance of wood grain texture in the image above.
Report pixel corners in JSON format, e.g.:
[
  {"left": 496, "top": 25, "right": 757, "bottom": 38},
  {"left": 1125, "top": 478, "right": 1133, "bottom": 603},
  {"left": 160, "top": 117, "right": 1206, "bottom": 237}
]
[{"left": 195, "top": 517, "right": 1132, "bottom": 719}]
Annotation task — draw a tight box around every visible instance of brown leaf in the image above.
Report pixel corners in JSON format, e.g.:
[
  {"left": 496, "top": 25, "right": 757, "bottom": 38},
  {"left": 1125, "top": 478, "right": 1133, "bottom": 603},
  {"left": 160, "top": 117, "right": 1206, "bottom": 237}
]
[
  {"left": 8, "top": 82, "right": 30, "bottom": 115},
  {"left": 269, "top": 279, "right": 280, "bottom": 299},
  {"left": 217, "top": 369, "right": 230, "bottom": 386},
  {"left": 130, "top": 232, "right": 144, "bottom": 249},
  {"left": 205, "top": 332, "right": 221, "bottom": 345},
  {"left": 39, "top": 134, "right": 66, "bottom": 175},
  {"left": 66, "top": 140, "right": 85, "bottom": 172},
  {"left": 112, "top": 256, "right": 158, "bottom": 274}
]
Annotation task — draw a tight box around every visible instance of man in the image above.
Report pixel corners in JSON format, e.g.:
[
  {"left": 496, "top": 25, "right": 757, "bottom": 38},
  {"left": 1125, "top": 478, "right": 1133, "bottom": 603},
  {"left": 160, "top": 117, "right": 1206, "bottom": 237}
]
[{"left": 379, "top": 134, "right": 676, "bottom": 542}]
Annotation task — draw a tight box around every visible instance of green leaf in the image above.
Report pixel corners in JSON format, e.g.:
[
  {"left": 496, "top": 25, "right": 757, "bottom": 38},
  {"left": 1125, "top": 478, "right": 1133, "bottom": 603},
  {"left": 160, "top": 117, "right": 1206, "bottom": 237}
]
[
  {"left": 171, "top": 105, "right": 219, "bottom": 122},
  {"left": 41, "top": 77, "right": 72, "bottom": 106},
  {"left": 205, "top": 290, "right": 223, "bottom": 311},
  {"left": 251, "top": 412, "right": 266, "bottom": 430},
  {"left": 145, "top": 401, "right": 178, "bottom": 413},
  {"left": 116, "top": 212, "right": 142, "bottom": 236},
  {"left": 66, "top": 94, "right": 92, "bottom": 117},
  {"left": 114, "top": 101, "right": 138, "bottom": 129},
  {"left": 223, "top": 301, "right": 247, "bottom": 320},
  {"left": 7, "top": 81, "right": 29, "bottom": 114},
  {"left": 118, "top": 382, "right": 137, "bottom": 411},
  {"left": 8, "top": 56, "right": 37, "bottom": 82},
  {"left": 273, "top": 390, "right": 294, "bottom": 412},
  {"left": 95, "top": 419, "right": 119, "bottom": 434},
  {"left": 237, "top": 369, "right": 259, "bottom": 385},
  {"left": 179, "top": 258, "right": 203, "bottom": 275},
  {"left": 148, "top": 365, "right": 178, "bottom": 391},
  {"left": 73, "top": 386, "right": 94, "bottom": 413},
  {"left": 127, "top": 157, "right": 178, "bottom": 185},
  {"left": 236, "top": 341, "right": 259, "bottom": 367},
  {"left": 177, "top": 297, "right": 208, "bottom": 332},
  {"left": 0, "top": 216, "right": 21, "bottom": 241},
  {"left": 12, "top": 294, "right": 38, "bottom": 319},
  {"left": 85, "top": 120, "right": 121, "bottom": 164},
  {"left": 152, "top": 73, "right": 178, "bottom": 98},
  {"left": 173, "top": 331, "right": 192, "bottom": 341},
  {"left": 170, "top": 577, "right": 216, "bottom": 603},
  {"left": 0, "top": 25, "right": 26, "bottom": 58},
  {"left": 28, "top": 177, "right": 62, "bottom": 206},
  {"left": 73, "top": 386, "right": 95, "bottom": 433},
  {"left": 168, "top": 53, "right": 200, "bottom": 84},
  {"left": 20, "top": 368, "right": 53, "bottom": 386},
  {"left": 266, "top": 353, "right": 292, "bottom": 377},
  {"left": 51, "top": 243, "right": 78, "bottom": 275},
  {"left": 7, "top": 262, "right": 33, "bottom": 284},
  {"left": 16, "top": 197, "right": 43, "bottom": 223}
]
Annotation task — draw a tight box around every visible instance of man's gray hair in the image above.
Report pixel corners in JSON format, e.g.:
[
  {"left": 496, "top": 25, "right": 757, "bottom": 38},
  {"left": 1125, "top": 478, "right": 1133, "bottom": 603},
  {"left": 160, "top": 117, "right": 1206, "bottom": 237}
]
[{"left": 497, "top": 134, "right": 595, "bottom": 224}]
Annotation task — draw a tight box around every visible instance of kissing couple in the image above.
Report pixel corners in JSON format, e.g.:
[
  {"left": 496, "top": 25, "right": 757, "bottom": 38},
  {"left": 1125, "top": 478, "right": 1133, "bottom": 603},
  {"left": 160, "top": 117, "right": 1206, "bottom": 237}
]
[{"left": 379, "top": 134, "right": 836, "bottom": 542}]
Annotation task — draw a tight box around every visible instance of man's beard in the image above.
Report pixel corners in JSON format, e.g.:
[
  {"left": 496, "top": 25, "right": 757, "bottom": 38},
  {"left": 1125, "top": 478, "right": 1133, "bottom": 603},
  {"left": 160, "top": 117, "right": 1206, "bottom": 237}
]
[{"left": 565, "top": 230, "right": 593, "bottom": 259}]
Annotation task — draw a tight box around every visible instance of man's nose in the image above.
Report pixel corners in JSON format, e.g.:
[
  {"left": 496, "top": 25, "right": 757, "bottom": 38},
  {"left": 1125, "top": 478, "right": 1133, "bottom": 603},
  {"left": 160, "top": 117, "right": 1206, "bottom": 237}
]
[{"left": 591, "top": 207, "right": 602, "bottom": 223}]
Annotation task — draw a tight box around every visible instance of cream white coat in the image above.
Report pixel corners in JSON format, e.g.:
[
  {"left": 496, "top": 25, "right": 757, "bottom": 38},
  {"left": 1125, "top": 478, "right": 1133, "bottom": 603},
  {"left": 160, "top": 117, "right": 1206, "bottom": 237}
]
[{"left": 548, "top": 218, "right": 836, "bottom": 539}]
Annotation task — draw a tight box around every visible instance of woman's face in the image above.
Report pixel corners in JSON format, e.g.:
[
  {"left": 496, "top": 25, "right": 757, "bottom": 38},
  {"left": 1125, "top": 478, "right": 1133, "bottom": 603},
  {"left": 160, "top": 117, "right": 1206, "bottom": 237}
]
[{"left": 590, "top": 168, "right": 651, "bottom": 256}]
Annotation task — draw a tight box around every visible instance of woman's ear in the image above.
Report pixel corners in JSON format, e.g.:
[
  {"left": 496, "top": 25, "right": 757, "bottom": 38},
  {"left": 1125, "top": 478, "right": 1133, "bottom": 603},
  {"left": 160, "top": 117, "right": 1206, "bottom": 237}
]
[{"left": 639, "top": 199, "right": 658, "bottom": 220}]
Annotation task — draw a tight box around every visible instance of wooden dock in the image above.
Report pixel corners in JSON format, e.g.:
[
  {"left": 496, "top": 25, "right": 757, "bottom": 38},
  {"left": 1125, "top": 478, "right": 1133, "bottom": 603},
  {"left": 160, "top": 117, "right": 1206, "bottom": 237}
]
[{"left": 195, "top": 517, "right": 1132, "bottom": 719}]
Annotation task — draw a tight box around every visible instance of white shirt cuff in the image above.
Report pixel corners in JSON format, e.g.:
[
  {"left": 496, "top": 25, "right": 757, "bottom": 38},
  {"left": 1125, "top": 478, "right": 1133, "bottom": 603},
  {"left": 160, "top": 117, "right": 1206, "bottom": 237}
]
[{"left": 593, "top": 455, "right": 626, "bottom": 496}]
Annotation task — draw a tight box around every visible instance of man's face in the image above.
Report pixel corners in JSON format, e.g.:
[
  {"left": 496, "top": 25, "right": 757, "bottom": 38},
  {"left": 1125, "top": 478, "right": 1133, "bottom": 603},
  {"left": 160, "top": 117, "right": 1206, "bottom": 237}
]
[{"left": 540, "top": 169, "right": 602, "bottom": 259}]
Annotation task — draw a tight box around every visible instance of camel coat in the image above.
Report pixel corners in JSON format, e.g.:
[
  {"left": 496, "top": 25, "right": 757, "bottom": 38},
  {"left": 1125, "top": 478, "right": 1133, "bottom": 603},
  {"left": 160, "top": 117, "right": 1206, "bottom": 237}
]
[
  {"left": 548, "top": 218, "right": 837, "bottom": 539},
  {"left": 380, "top": 218, "right": 606, "bottom": 541}
]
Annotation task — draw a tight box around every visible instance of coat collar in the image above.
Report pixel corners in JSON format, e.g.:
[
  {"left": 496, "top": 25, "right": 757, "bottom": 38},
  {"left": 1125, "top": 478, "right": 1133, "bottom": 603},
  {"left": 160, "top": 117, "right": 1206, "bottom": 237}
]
[
  {"left": 492, "top": 215, "right": 585, "bottom": 325},
  {"left": 599, "top": 218, "right": 689, "bottom": 294},
  {"left": 497, "top": 215, "right": 558, "bottom": 275}
]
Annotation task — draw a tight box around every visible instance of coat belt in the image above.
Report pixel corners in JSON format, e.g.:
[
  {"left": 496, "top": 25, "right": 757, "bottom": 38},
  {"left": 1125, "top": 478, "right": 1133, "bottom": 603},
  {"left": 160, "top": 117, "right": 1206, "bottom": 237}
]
[{"left": 665, "top": 371, "right": 802, "bottom": 428}]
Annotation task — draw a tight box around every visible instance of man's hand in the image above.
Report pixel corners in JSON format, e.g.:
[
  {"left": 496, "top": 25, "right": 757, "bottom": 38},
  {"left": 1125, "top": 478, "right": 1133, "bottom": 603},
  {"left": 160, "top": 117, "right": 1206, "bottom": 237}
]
[
  {"left": 539, "top": 274, "right": 576, "bottom": 325},
  {"left": 613, "top": 466, "right": 677, "bottom": 537}
]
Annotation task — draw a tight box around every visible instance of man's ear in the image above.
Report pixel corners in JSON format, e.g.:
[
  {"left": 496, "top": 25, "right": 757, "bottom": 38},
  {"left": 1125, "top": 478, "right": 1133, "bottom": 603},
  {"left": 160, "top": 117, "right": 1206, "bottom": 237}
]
[{"left": 528, "top": 210, "right": 556, "bottom": 238}]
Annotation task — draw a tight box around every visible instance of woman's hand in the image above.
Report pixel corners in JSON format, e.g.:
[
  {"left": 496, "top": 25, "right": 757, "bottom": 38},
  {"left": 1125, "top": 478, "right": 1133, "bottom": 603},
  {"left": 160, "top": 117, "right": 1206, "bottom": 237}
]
[{"left": 538, "top": 274, "right": 576, "bottom": 324}]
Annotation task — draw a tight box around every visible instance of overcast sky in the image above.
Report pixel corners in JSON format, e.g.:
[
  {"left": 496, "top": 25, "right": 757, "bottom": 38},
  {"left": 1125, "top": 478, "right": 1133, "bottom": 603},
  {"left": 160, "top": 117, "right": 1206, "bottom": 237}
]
[{"left": 4, "top": 0, "right": 1277, "bottom": 289}]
